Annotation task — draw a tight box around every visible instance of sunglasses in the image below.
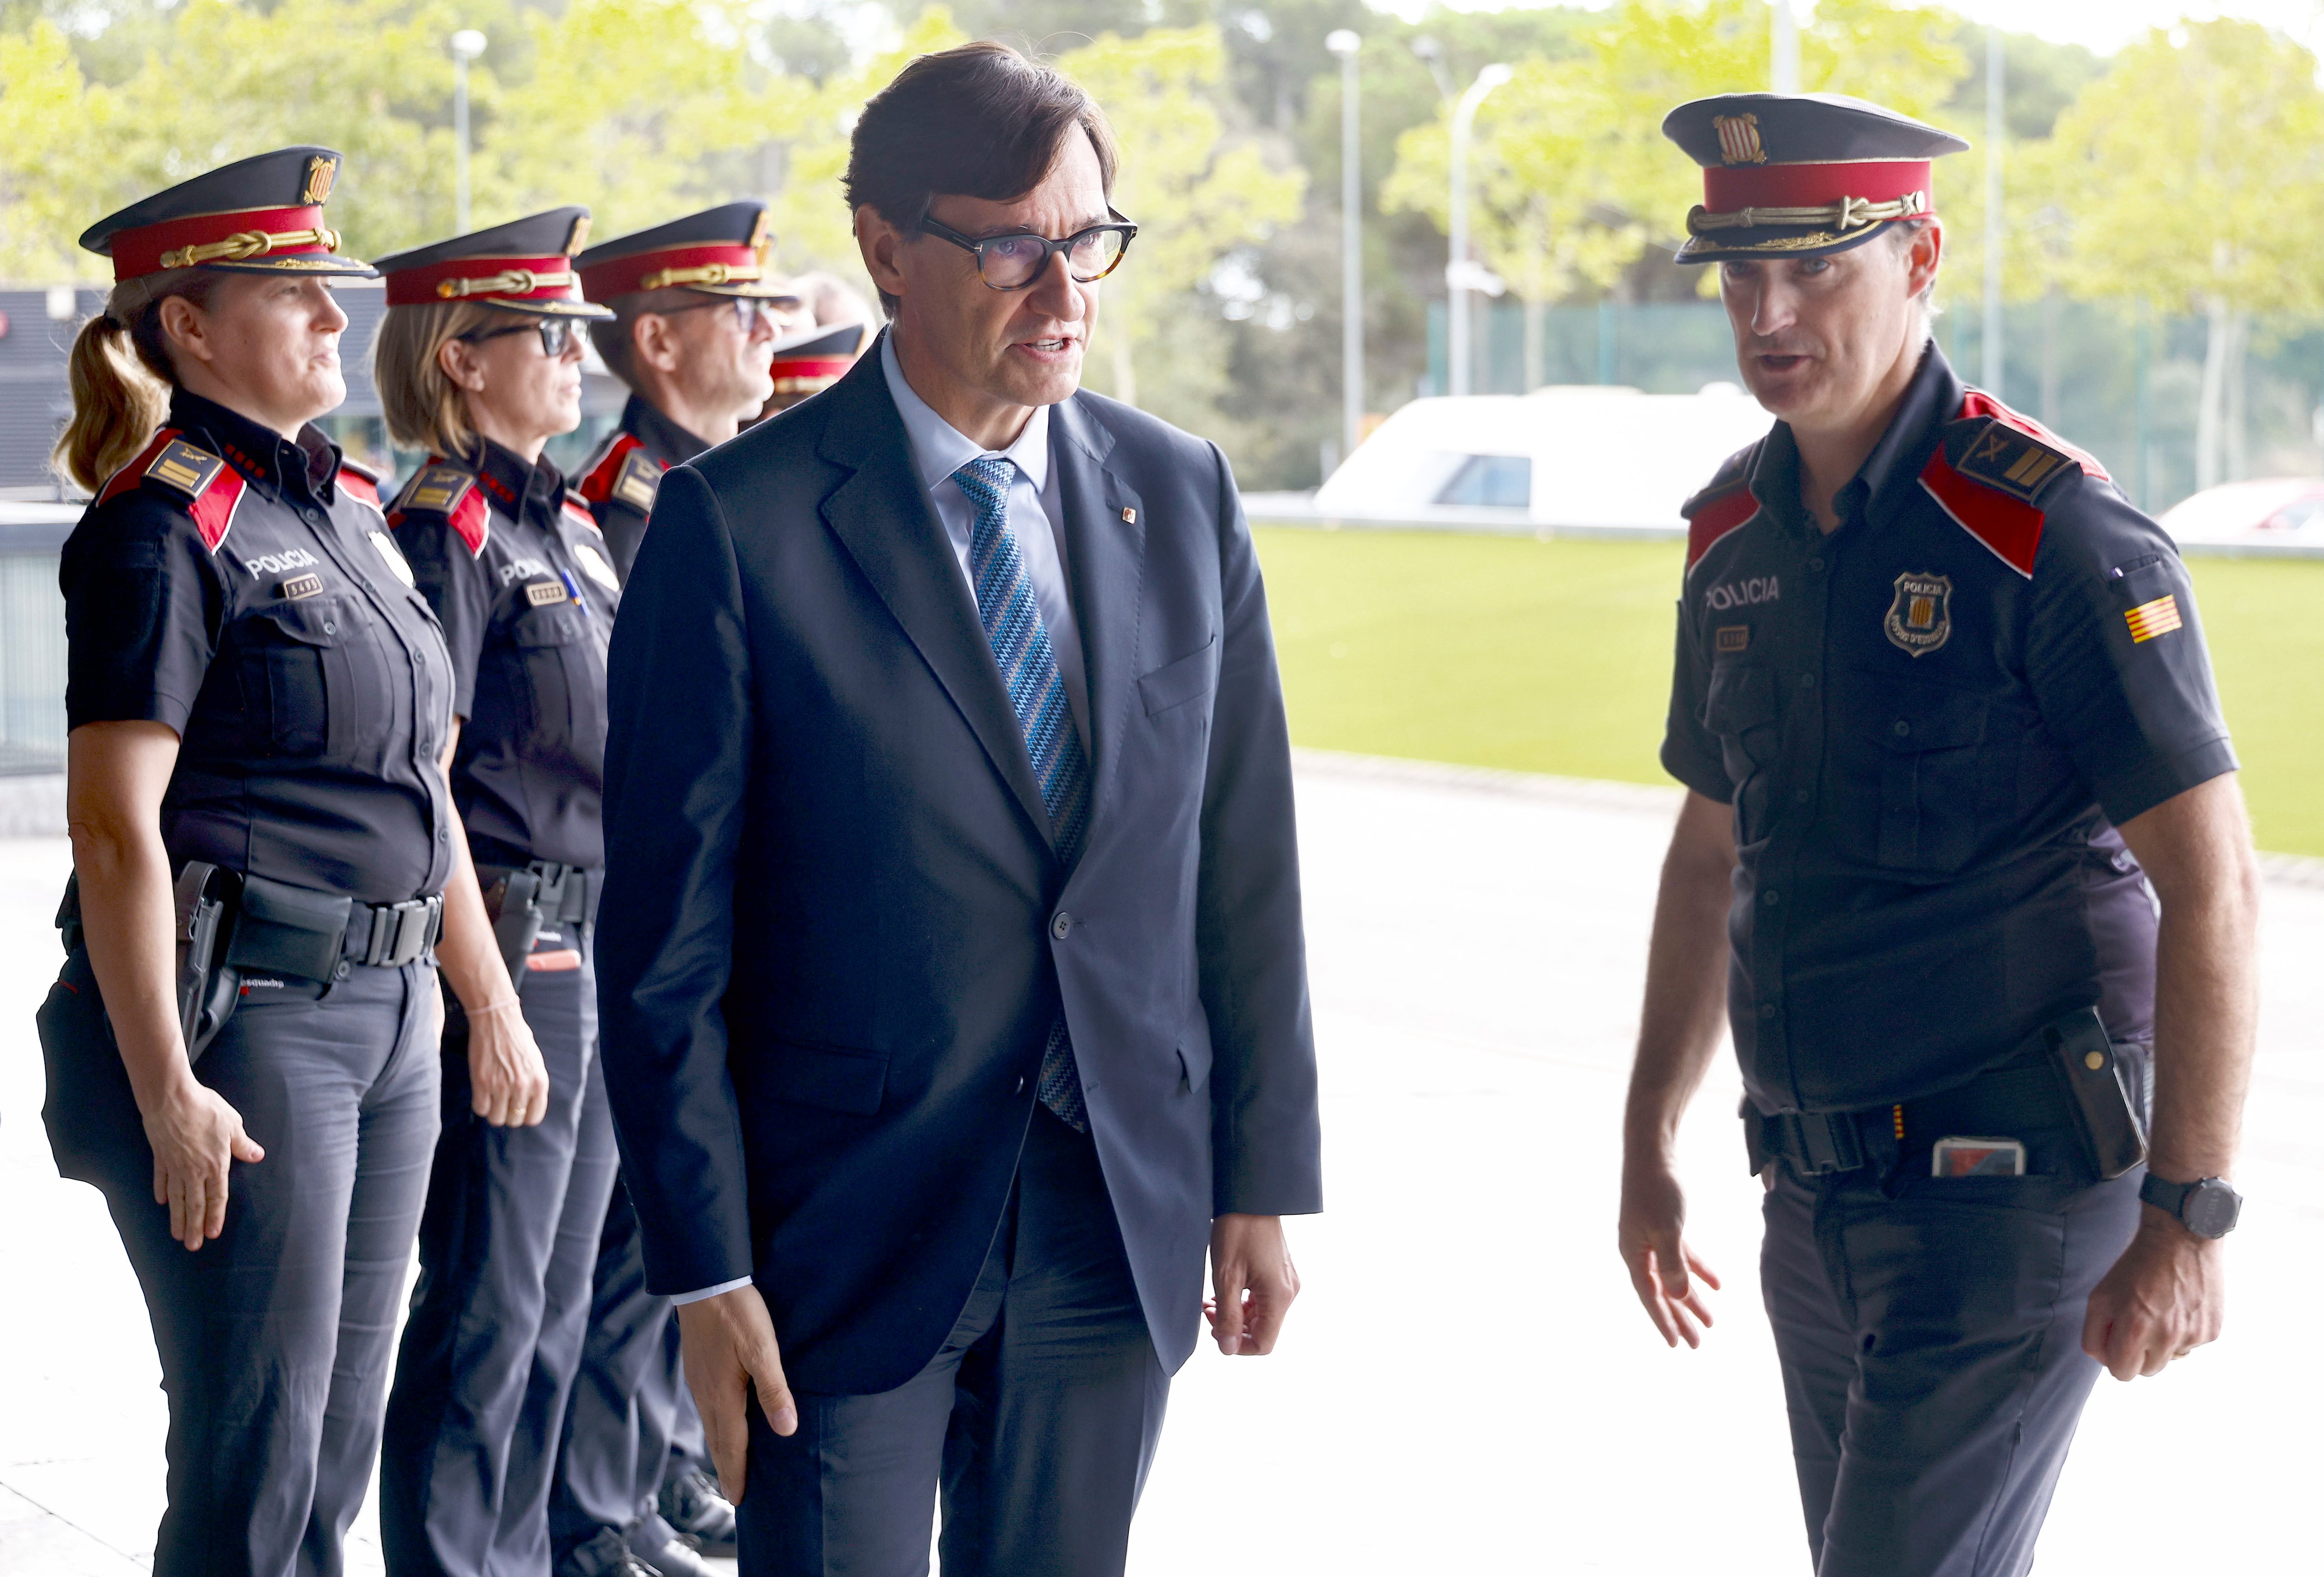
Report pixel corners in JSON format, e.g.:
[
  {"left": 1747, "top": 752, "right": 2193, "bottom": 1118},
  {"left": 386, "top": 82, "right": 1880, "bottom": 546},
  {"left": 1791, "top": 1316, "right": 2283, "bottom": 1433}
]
[
  {"left": 663, "top": 295, "right": 792, "bottom": 332},
  {"left": 919, "top": 213, "right": 1138, "bottom": 291},
  {"left": 462, "top": 316, "right": 581, "bottom": 358}
]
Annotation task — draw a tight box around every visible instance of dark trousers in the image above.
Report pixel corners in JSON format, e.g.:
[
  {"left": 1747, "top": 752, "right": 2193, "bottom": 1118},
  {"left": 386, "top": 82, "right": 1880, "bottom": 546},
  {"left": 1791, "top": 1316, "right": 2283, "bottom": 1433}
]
[
  {"left": 1762, "top": 1112, "right": 2144, "bottom": 1577},
  {"left": 72, "top": 954, "right": 441, "bottom": 1577},
  {"left": 382, "top": 932, "right": 621, "bottom": 1577},
  {"left": 738, "top": 1108, "right": 1169, "bottom": 1577},
  {"left": 552, "top": 1178, "right": 698, "bottom": 1565}
]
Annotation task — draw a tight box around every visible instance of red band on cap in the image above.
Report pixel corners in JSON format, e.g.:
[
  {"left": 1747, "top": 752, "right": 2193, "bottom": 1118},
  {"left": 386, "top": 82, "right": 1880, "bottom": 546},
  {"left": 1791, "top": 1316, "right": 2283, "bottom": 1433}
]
[
  {"left": 110, "top": 205, "right": 330, "bottom": 281},
  {"left": 383, "top": 255, "right": 582, "bottom": 307},
  {"left": 1703, "top": 160, "right": 1932, "bottom": 214},
  {"left": 578, "top": 242, "right": 761, "bottom": 301},
  {"left": 769, "top": 356, "right": 852, "bottom": 378}
]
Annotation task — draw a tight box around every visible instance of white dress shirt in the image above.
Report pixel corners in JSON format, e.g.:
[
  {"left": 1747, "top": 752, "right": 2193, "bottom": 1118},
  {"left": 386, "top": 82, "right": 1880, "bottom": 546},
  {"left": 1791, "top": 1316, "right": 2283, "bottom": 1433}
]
[{"left": 665, "top": 338, "right": 1096, "bottom": 1309}]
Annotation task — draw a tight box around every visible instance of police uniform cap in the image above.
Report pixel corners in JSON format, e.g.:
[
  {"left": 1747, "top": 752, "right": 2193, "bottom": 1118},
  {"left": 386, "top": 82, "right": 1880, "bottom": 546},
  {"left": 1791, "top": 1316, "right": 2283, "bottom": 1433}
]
[
  {"left": 1662, "top": 93, "right": 1969, "bottom": 265},
  {"left": 80, "top": 146, "right": 374, "bottom": 283},
  {"left": 575, "top": 201, "right": 793, "bottom": 303},
  {"left": 374, "top": 207, "right": 614, "bottom": 318},
  {"left": 768, "top": 321, "right": 867, "bottom": 394}
]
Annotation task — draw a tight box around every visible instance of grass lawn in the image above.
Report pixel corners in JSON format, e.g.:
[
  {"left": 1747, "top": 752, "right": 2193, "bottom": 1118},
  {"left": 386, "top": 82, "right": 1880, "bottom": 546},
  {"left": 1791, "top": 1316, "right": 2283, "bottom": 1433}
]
[{"left": 1254, "top": 528, "right": 2324, "bottom": 857}]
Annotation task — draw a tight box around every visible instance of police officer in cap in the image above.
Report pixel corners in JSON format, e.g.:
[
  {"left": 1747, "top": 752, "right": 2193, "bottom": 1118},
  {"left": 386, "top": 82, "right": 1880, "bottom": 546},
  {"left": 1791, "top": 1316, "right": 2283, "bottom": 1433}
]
[
  {"left": 37, "top": 147, "right": 529, "bottom": 1577},
  {"left": 573, "top": 201, "right": 784, "bottom": 577},
  {"left": 1617, "top": 93, "right": 2260, "bottom": 1575},
  {"left": 754, "top": 319, "right": 868, "bottom": 419},
  {"left": 366, "top": 209, "right": 633, "bottom": 1577}
]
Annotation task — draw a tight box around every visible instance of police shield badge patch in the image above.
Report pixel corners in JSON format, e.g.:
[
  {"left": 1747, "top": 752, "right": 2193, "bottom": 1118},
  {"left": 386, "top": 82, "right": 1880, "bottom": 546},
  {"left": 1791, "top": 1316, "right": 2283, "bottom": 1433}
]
[{"left": 1884, "top": 571, "right": 1953, "bottom": 656}]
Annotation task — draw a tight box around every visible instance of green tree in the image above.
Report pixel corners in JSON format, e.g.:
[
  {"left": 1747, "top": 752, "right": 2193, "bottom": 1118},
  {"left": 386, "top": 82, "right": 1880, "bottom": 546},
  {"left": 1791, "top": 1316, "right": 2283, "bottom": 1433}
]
[{"left": 2047, "top": 20, "right": 2324, "bottom": 487}]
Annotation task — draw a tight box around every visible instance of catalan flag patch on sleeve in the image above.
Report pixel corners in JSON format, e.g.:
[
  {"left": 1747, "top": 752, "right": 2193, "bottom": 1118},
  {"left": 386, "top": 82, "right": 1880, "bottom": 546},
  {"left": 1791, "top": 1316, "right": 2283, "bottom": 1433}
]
[{"left": 2126, "top": 594, "right": 2183, "bottom": 643}]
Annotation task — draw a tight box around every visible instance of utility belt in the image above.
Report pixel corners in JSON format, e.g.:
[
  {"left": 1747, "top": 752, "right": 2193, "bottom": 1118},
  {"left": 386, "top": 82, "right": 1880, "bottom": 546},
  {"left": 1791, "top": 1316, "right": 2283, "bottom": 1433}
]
[
  {"left": 55, "top": 865, "right": 444, "bottom": 1065},
  {"left": 476, "top": 860, "right": 601, "bottom": 979},
  {"left": 1744, "top": 1007, "right": 2151, "bottom": 1184}
]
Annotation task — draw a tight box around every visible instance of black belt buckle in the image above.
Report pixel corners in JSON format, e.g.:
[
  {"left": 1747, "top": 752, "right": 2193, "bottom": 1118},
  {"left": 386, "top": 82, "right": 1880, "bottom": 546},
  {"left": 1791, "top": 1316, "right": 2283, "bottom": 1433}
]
[
  {"left": 363, "top": 895, "right": 443, "bottom": 967},
  {"left": 1747, "top": 1106, "right": 1868, "bottom": 1177}
]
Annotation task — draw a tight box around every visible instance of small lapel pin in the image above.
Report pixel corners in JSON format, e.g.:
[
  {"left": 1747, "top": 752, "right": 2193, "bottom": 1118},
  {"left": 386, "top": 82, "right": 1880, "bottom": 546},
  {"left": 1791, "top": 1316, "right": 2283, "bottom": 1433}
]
[{"left": 1120, "top": 506, "right": 1136, "bottom": 524}]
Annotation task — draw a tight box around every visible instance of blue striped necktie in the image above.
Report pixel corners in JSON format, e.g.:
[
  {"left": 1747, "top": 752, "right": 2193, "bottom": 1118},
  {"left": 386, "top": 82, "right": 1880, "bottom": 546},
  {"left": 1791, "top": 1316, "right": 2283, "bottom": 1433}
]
[{"left": 952, "top": 456, "right": 1089, "bottom": 1131}]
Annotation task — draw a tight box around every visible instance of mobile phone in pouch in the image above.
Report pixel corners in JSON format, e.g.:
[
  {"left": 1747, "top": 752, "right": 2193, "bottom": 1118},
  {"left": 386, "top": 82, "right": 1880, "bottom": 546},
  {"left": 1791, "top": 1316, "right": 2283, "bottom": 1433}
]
[
  {"left": 2045, "top": 1008, "right": 2149, "bottom": 1180},
  {"left": 1933, "top": 1137, "right": 2027, "bottom": 1177}
]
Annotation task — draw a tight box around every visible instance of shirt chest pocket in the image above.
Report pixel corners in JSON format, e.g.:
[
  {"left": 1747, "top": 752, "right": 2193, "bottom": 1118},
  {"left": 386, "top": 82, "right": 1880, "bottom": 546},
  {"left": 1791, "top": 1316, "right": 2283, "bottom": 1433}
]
[
  {"left": 509, "top": 606, "right": 606, "bottom": 759},
  {"left": 1853, "top": 680, "right": 1991, "bottom": 875},
  {"left": 238, "top": 593, "right": 398, "bottom": 766}
]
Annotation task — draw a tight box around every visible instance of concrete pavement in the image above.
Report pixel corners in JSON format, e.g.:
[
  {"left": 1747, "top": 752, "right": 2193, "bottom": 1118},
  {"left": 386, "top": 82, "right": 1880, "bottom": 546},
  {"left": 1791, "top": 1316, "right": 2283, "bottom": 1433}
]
[{"left": 3, "top": 752, "right": 2317, "bottom": 1574}]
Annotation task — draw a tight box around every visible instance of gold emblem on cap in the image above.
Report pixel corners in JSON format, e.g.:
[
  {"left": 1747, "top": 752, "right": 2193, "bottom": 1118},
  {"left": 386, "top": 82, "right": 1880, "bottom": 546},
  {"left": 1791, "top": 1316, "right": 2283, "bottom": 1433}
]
[
  {"left": 1714, "top": 113, "right": 1767, "bottom": 166},
  {"left": 303, "top": 154, "right": 338, "bottom": 205},
  {"left": 565, "top": 214, "right": 593, "bottom": 256},
  {"left": 747, "top": 209, "right": 772, "bottom": 252}
]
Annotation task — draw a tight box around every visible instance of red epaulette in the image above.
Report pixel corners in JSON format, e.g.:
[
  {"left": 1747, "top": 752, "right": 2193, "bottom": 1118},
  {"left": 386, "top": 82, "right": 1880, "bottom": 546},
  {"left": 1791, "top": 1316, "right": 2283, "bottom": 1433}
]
[
  {"left": 337, "top": 457, "right": 384, "bottom": 515},
  {"left": 579, "top": 431, "right": 663, "bottom": 513},
  {"left": 562, "top": 492, "right": 601, "bottom": 533},
  {"left": 1681, "top": 440, "right": 1764, "bottom": 575},
  {"left": 389, "top": 460, "right": 490, "bottom": 557},
  {"left": 1919, "top": 391, "right": 2107, "bottom": 578},
  {"left": 98, "top": 427, "right": 245, "bottom": 553}
]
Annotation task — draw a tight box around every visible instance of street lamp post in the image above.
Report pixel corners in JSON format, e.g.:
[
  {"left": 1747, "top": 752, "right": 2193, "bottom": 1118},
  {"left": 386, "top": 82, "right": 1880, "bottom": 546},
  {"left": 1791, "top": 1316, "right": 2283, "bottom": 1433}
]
[
  {"left": 1770, "top": 0, "right": 1799, "bottom": 93},
  {"left": 1326, "top": 29, "right": 1362, "bottom": 466},
  {"left": 451, "top": 29, "right": 487, "bottom": 233},
  {"left": 1447, "top": 62, "right": 1512, "bottom": 398},
  {"left": 1982, "top": 27, "right": 2006, "bottom": 396}
]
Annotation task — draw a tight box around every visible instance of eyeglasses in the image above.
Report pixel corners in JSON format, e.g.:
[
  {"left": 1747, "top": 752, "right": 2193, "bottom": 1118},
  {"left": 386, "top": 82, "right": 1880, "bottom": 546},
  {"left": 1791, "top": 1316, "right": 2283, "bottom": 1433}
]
[
  {"left": 664, "top": 295, "right": 792, "bottom": 332},
  {"left": 918, "top": 213, "right": 1138, "bottom": 290},
  {"left": 462, "top": 316, "right": 580, "bottom": 358}
]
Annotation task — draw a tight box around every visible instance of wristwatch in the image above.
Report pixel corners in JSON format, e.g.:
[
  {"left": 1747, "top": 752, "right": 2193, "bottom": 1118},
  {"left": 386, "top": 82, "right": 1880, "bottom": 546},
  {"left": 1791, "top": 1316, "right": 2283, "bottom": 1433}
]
[{"left": 2139, "top": 1173, "right": 2243, "bottom": 1239}]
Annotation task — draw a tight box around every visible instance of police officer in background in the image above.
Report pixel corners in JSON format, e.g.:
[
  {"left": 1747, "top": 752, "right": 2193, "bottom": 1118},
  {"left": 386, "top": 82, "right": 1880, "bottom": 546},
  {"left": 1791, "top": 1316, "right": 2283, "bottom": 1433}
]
[
  {"left": 753, "top": 319, "right": 868, "bottom": 420},
  {"left": 36, "top": 147, "right": 539, "bottom": 1577},
  {"left": 367, "top": 210, "right": 631, "bottom": 1577},
  {"left": 1617, "top": 95, "right": 2260, "bottom": 1576},
  {"left": 573, "top": 202, "right": 782, "bottom": 578}
]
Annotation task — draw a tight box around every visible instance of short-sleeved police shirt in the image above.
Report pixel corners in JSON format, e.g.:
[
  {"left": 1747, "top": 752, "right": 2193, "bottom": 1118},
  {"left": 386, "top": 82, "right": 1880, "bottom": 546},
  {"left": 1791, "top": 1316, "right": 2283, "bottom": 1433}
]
[
  {"left": 61, "top": 390, "right": 457, "bottom": 902},
  {"left": 390, "top": 437, "right": 623, "bottom": 870},
  {"left": 1663, "top": 345, "right": 2237, "bottom": 1115}
]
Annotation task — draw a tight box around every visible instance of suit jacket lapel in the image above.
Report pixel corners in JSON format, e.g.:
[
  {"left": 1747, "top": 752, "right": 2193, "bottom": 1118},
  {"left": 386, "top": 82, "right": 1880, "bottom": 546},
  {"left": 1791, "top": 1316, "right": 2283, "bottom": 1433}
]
[
  {"left": 814, "top": 351, "right": 1054, "bottom": 848},
  {"left": 1050, "top": 396, "right": 1143, "bottom": 833}
]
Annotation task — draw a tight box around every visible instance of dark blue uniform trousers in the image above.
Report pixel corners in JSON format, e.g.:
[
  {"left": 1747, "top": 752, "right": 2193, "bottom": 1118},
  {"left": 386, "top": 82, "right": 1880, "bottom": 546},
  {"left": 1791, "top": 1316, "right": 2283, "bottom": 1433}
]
[
  {"left": 65, "top": 954, "right": 441, "bottom": 1577},
  {"left": 738, "top": 1107, "right": 1171, "bottom": 1577},
  {"left": 1762, "top": 1119, "right": 2144, "bottom": 1577},
  {"left": 551, "top": 1181, "right": 706, "bottom": 1569},
  {"left": 381, "top": 930, "right": 621, "bottom": 1577}
]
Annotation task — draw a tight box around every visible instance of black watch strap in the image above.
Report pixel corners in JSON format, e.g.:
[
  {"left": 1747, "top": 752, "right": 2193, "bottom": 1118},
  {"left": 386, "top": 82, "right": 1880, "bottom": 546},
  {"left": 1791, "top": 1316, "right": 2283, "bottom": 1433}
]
[{"left": 2139, "top": 1173, "right": 2242, "bottom": 1239}]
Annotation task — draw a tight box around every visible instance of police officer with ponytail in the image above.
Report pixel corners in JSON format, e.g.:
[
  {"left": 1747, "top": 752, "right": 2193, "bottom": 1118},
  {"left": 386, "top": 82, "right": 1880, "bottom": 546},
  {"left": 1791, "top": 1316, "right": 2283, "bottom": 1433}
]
[
  {"left": 366, "top": 211, "right": 636, "bottom": 1577},
  {"left": 36, "top": 146, "right": 545, "bottom": 1577}
]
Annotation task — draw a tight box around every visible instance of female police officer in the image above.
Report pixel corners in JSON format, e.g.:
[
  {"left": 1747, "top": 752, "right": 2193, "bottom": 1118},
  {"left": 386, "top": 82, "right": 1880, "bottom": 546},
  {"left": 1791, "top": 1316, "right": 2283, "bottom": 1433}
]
[
  {"left": 37, "top": 146, "right": 545, "bottom": 1577},
  {"left": 367, "top": 211, "right": 632, "bottom": 1577}
]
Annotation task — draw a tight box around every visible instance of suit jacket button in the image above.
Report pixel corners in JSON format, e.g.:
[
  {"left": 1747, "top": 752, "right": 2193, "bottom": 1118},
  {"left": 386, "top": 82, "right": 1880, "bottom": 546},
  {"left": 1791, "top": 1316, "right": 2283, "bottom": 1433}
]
[{"left": 1051, "top": 912, "right": 1072, "bottom": 940}]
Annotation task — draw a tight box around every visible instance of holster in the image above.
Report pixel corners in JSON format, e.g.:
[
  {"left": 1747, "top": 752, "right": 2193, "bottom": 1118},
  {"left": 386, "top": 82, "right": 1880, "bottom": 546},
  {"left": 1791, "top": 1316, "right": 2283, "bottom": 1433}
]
[
  {"left": 173, "top": 862, "right": 242, "bottom": 1065},
  {"left": 2038, "top": 1007, "right": 2149, "bottom": 1180},
  {"left": 482, "top": 868, "right": 544, "bottom": 980}
]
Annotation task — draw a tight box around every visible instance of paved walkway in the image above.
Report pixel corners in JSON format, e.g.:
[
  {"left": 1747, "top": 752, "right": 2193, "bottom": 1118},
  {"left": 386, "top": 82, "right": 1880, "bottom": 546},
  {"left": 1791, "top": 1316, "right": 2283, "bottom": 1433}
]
[{"left": 3, "top": 754, "right": 2317, "bottom": 1574}]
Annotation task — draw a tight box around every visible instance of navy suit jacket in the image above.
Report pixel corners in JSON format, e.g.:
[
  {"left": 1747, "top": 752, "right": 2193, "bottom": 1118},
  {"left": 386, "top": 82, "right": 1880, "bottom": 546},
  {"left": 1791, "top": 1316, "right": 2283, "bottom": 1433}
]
[{"left": 595, "top": 343, "right": 1322, "bottom": 1392}]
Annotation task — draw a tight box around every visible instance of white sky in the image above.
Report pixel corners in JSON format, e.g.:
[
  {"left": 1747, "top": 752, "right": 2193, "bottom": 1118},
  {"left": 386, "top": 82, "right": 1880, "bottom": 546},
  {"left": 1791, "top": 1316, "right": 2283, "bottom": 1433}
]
[{"left": 1368, "top": 0, "right": 2324, "bottom": 54}]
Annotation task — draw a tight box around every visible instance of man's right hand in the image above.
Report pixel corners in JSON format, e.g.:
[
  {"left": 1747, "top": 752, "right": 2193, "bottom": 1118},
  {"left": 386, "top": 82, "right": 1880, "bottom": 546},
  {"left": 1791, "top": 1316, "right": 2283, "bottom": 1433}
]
[
  {"left": 675, "top": 1283, "right": 797, "bottom": 1503},
  {"left": 1618, "top": 1153, "right": 1722, "bottom": 1348}
]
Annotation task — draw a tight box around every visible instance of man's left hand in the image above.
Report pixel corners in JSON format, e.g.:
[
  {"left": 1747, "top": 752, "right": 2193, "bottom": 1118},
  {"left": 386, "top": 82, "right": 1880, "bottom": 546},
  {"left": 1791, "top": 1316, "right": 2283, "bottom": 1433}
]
[
  {"left": 2083, "top": 1205, "right": 2226, "bottom": 1380},
  {"left": 1208, "top": 1213, "right": 1298, "bottom": 1355}
]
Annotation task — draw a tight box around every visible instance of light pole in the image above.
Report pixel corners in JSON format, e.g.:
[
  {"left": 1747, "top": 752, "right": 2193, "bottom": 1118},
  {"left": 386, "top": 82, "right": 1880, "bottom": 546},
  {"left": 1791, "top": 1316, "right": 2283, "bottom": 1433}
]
[
  {"left": 451, "top": 29, "right": 487, "bottom": 233},
  {"left": 1326, "top": 29, "right": 1362, "bottom": 465},
  {"left": 1770, "top": 0, "right": 1798, "bottom": 93},
  {"left": 1447, "top": 62, "right": 1512, "bottom": 398},
  {"left": 1982, "top": 27, "right": 2005, "bottom": 395}
]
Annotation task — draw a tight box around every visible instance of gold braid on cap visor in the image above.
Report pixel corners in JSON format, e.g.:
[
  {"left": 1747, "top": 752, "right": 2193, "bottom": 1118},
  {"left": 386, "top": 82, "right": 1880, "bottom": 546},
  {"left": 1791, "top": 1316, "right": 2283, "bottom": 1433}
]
[
  {"left": 1686, "top": 189, "right": 1928, "bottom": 237},
  {"left": 638, "top": 261, "right": 764, "bottom": 290},
  {"left": 434, "top": 266, "right": 578, "bottom": 299},
  {"left": 159, "top": 225, "right": 343, "bottom": 269}
]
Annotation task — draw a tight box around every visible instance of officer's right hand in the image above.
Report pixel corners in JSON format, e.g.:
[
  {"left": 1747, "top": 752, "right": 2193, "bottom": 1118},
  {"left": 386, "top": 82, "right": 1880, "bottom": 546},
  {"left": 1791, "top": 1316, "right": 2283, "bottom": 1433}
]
[
  {"left": 466, "top": 998, "right": 550, "bottom": 1126},
  {"left": 676, "top": 1284, "right": 798, "bottom": 1503},
  {"left": 144, "top": 1075, "right": 265, "bottom": 1251},
  {"left": 1619, "top": 1154, "right": 1722, "bottom": 1348}
]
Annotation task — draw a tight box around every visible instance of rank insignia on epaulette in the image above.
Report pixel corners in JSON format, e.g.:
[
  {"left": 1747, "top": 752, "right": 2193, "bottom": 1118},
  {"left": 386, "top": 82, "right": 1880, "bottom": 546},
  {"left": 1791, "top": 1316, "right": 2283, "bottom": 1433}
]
[
  {"left": 614, "top": 450, "right": 662, "bottom": 513},
  {"left": 1949, "top": 420, "right": 2073, "bottom": 504},
  {"left": 146, "top": 438, "right": 225, "bottom": 501},
  {"left": 403, "top": 464, "right": 475, "bottom": 515},
  {"left": 524, "top": 578, "right": 568, "bottom": 608}
]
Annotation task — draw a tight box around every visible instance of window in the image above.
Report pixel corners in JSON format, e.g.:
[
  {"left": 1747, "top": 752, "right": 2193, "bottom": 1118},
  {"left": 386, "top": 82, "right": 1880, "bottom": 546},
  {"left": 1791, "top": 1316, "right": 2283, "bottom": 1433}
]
[{"left": 1435, "top": 453, "right": 1531, "bottom": 509}]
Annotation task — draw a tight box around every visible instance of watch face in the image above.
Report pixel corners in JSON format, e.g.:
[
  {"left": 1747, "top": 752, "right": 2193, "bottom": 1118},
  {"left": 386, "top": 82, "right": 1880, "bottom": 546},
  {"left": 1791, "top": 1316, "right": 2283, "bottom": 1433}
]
[{"left": 2186, "top": 1181, "right": 2242, "bottom": 1238}]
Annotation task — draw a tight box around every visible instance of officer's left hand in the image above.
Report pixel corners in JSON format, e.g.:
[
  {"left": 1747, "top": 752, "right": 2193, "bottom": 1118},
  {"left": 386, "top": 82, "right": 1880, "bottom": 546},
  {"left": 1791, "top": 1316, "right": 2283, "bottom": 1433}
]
[{"left": 2082, "top": 1206, "right": 2226, "bottom": 1380}]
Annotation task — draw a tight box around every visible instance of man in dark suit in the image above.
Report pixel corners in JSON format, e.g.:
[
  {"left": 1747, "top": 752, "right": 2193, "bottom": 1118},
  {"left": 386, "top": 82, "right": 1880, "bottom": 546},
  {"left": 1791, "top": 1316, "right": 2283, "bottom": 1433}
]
[{"left": 594, "top": 41, "right": 1322, "bottom": 1577}]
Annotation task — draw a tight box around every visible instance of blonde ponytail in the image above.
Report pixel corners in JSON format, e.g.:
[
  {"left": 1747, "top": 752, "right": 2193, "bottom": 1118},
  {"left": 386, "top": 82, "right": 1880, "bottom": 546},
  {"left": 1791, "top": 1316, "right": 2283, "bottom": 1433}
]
[{"left": 53, "top": 268, "right": 222, "bottom": 496}]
